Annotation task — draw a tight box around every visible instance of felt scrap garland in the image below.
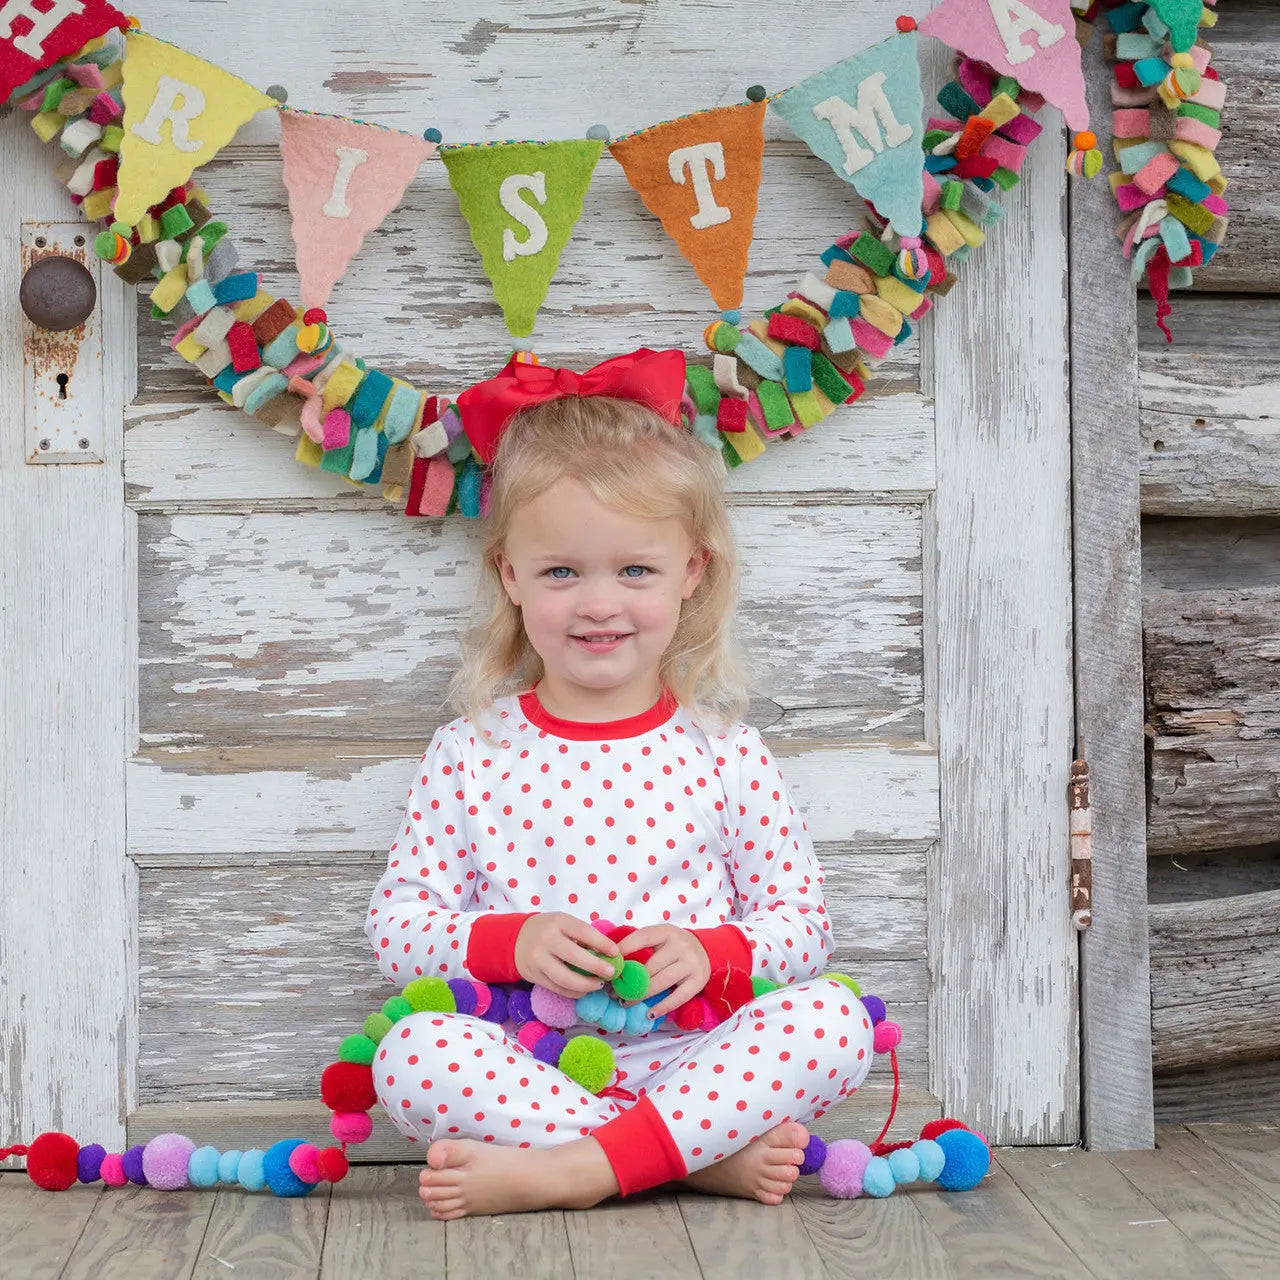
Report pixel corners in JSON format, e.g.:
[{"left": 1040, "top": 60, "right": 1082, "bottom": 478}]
[
  {"left": 1089, "top": 0, "right": 1226, "bottom": 341},
  {"left": 8, "top": 24, "right": 1073, "bottom": 521}
]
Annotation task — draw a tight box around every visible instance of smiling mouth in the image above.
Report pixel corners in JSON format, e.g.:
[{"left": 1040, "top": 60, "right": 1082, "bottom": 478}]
[{"left": 573, "top": 633, "right": 632, "bottom": 642}]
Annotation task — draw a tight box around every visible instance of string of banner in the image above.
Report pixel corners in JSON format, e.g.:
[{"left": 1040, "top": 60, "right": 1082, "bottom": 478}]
[{"left": 4, "top": 0, "right": 1225, "bottom": 518}]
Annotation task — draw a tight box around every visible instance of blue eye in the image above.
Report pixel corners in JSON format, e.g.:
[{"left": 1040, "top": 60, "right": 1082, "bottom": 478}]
[
  {"left": 622, "top": 565, "right": 650, "bottom": 579},
  {"left": 546, "top": 566, "right": 574, "bottom": 579}
]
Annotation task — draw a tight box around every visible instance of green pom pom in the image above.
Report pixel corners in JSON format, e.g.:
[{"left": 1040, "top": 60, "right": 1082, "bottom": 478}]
[
  {"left": 752, "top": 976, "right": 783, "bottom": 997},
  {"left": 558, "top": 1036, "right": 615, "bottom": 1095},
  {"left": 93, "top": 229, "right": 117, "bottom": 260},
  {"left": 363, "top": 1012, "right": 393, "bottom": 1043},
  {"left": 612, "top": 959, "right": 649, "bottom": 1001},
  {"left": 570, "top": 952, "right": 625, "bottom": 981},
  {"left": 382, "top": 995, "right": 414, "bottom": 1022},
  {"left": 403, "top": 977, "right": 456, "bottom": 1014},
  {"left": 339, "top": 1034, "right": 378, "bottom": 1065},
  {"left": 827, "top": 972, "right": 863, "bottom": 997}
]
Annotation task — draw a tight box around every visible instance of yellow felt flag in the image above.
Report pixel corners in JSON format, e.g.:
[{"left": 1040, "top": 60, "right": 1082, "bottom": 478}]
[{"left": 116, "top": 31, "right": 277, "bottom": 225}]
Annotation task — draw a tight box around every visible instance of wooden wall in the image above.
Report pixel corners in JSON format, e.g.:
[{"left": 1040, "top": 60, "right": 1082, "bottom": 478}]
[{"left": 1136, "top": 0, "right": 1280, "bottom": 1115}]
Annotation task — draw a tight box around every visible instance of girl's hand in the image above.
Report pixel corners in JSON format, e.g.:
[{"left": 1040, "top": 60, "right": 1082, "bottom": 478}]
[
  {"left": 514, "top": 913, "right": 622, "bottom": 999},
  {"left": 619, "top": 925, "right": 711, "bottom": 1019}
]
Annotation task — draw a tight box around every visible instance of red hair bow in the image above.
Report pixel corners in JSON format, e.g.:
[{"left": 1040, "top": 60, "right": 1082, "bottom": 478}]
[{"left": 455, "top": 347, "right": 687, "bottom": 464}]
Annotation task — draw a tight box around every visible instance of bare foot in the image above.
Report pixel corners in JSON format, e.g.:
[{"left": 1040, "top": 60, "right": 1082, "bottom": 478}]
[
  {"left": 418, "top": 1137, "right": 618, "bottom": 1220},
  {"left": 680, "top": 1121, "right": 809, "bottom": 1206}
]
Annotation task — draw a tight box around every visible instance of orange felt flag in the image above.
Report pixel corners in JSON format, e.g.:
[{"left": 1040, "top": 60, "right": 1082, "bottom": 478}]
[{"left": 609, "top": 102, "right": 765, "bottom": 312}]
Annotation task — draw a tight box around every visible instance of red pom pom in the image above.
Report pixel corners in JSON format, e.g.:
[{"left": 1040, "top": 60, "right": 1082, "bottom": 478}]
[
  {"left": 919, "top": 1118, "right": 969, "bottom": 1142},
  {"left": 303, "top": 308, "right": 328, "bottom": 325},
  {"left": 26, "top": 1132, "right": 80, "bottom": 1191},
  {"left": 321, "top": 1061, "right": 377, "bottom": 1113},
  {"left": 896, "top": 14, "right": 917, "bottom": 31},
  {"left": 317, "top": 1146, "right": 350, "bottom": 1183},
  {"left": 672, "top": 1000, "right": 704, "bottom": 1031}
]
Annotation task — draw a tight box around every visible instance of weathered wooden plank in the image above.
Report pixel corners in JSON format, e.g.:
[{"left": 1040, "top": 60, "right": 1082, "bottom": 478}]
[
  {"left": 0, "top": 1175, "right": 101, "bottom": 1280},
  {"left": 675, "top": 1193, "right": 826, "bottom": 1280},
  {"left": 127, "top": 1083, "right": 940, "bottom": 1164},
  {"left": 194, "top": 1186, "right": 330, "bottom": 1279},
  {"left": 1144, "top": 586, "right": 1280, "bottom": 857},
  {"left": 926, "top": 36, "right": 1078, "bottom": 1143},
  {"left": 997, "top": 1146, "right": 1230, "bottom": 1279},
  {"left": 909, "top": 1160, "right": 1091, "bottom": 1279},
  {"left": 1143, "top": 517, "right": 1280, "bottom": 594},
  {"left": 134, "top": 505, "right": 925, "bottom": 744},
  {"left": 563, "top": 1195, "right": 702, "bottom": 1280},
  {"left": 1149, "top": 889, "right": 1280, "bottom": 1072},
  {"left": 1186, "top": 1122, "right": 1280, "bottom": 1209},
  {"left": 1108, "top": 1126, "right": 1280, "bottom": 1271},
  {"left": 127, "top": 742, "right": 941, "bottom": 856},
  {"left": 444, "top": 1208, "right": 574, "bottom": 1275},
  {"left": 0, "top": 116, "right": 136, "bottom": 1152},
  {"left": 133, "top": 858, "right": 929, "bottom": 1098},
  {"left": 1156, "top": 1056, "right": 1280, "bottom": 1124},
  {"left": 1149, "top": 848, "right": 1280, "bottom": 903},
  {"left": 62, "top": 1184, "right": 215, "bottom": 1280},
  {"left": 1070, "top": 33, "right": 1155, "bottom": 1153},
  {"left": 791, "top": 1177, "right": 953, "bottom": 1279},
  {"left": 320, "top": 1164, "right": 446, "bottom": 1280}
]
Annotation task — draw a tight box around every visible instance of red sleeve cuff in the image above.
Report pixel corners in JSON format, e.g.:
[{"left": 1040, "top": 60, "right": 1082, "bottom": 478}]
[
  {"left": 465, "top": 912, "right": 535, "bottom": 983},
  {"left": 690, "top": 924, "right": 754, "bottom": 1021}
]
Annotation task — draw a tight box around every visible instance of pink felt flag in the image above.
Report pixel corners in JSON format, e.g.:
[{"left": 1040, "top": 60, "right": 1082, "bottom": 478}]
[
  {"left": 920, "top": 0, "right": 1090, "bottom": 130},
  {"left": 279, "top": 108, "right": 437, "bottom": 311}
]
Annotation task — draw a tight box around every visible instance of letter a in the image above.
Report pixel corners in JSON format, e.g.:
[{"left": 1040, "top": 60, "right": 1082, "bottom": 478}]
[{"left": 986, "top": 0, "right": 1065, "bottom": 65}]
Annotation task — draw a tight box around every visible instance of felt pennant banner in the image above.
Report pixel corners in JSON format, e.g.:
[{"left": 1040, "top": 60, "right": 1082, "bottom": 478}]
[
  {"left": 440, "top": 138, "right": 604, "bottom": 337},
  {"left": 769, "top": 31, "right": 926, "bottom": 237},
  {"left": 608, "top": 102, "right": 766, "bottom": 313},
  {"left": 116, "top": 30, "right": 277, "bottom": 225},
  {"left": 279, "top": 107, "right": 437, "bottom": 311},
  {"left": 0, "top": 0, "right": 127, "bottom": 103},
  {"left": 919, "top": 0, "right": 1089, "bottom": 130}
]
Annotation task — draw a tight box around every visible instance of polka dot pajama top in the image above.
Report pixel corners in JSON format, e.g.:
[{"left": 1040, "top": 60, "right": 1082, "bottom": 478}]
[{"left": 365, "top": 688, "right": 875, "bottom": 1195}]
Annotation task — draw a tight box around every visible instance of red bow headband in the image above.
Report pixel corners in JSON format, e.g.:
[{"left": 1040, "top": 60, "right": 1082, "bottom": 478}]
[{"left": 455, "top": 347, "right": 688, "bottom": 465}]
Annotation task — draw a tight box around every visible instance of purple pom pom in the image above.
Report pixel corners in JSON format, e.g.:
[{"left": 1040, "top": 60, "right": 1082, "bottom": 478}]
[
  {"left": 818, "top": 1138, "right": 872, "bottom": 1199},
  {"left": 532, "top": 1030, "right": 568, "bottom": 1065},
  {"left": 142, "top": 1133, "right": 196, "bottom": 1191},
  {"left": 77, "top": 1143, "right": 106, "bottom": 1184},
  {"left": 531, "top": 986, "right": 579, "bottom": 1029},
  {"left": 483, "top": 986, "right": 508, "bottom": 1023},
  {"left": 121, "top": 1144, "right": 149, "bottom": 1186},
  {"left": 448, "top": 978, "right": 478, "bottom": 1015},
  {"left": 798, "top": 1135, "right": 827, "bottom": 1176},
  {"left": 507, "top": 988, "right": 534, "bottom": 1026},
  {"left": 860, "top": 994, "right": 886, "bottom": 1025}
]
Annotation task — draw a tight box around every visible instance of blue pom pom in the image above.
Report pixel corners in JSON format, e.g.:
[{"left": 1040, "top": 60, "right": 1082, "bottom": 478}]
[
  {"left": 599, "top": 1001, "right": 627, "bottom": 1034},
  {"left": 862, "top": 1154, "right": 896, "bottom": 1197},
  {"left": 218, "top": 1150, "right": 243, "bottom": 1183},
  {"left": 263, "top": 1139, "right": 313, "bottom": 1198},
  {"left": 237, "top": 1149, "right": 266, "bottom": 1192},
  {"left": 720, "top": 309, "right": 742, "bottom": 325},
  {"left": 187, "top": 1145, "right": 221, "bottom": 1188},
  {"left": 625, "top": 1003, "right": 652, "bottom": 1035},
  {"left": 424, "top": 127, "right": 443, "bottom": 143},
  {"left": 912, "top": 1138, "right": 945, "bottom": 1183},
  {"left": 576, "top": 989, "right": 611, "bottom": 1023},
  {"left": 935, "top": 1128, "right": 991, "bottom": 1192},
  {"left": 887, "top": 1147, "right": 921, "bottom": 1185}
]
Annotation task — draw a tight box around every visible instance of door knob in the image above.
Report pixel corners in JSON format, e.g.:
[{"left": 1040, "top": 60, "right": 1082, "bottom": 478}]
[{"left": 19, "top": 253, "right": 97, "bottom": 331}]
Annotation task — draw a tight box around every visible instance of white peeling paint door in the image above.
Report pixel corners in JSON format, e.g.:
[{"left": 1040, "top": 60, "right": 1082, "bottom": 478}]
[{"left": 1, "top": 0, "right": 1078, "bottom": 1153}]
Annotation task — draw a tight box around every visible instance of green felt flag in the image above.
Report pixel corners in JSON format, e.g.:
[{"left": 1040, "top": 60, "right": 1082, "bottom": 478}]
[{"left": 441, "top": 139, "right": 604, "bottom": 337}]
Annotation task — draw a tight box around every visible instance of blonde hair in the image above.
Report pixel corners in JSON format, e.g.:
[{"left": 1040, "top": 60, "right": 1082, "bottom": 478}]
[{"left": 448, "top": 395, "right": 749, "bottom": 732}]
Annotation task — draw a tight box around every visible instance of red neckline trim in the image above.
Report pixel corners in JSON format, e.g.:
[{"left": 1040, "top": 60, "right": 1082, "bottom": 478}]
[{"left": 518, "top": 687, "right": 677, "bottom": 740}]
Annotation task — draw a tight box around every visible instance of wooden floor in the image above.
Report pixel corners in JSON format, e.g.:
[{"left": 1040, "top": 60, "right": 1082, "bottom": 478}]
[{"left": 3, "top": 1124, "right": 1280, "bottom": 1279}]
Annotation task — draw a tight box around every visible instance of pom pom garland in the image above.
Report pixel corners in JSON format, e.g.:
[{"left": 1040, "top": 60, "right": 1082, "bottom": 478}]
[{"left": 804, "top": 1121, "right": 990, "bottom": 1198}]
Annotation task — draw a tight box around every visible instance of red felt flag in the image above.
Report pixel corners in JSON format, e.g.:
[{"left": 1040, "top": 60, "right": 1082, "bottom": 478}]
[{"left": 1, "top": 0, "right": 128, "bottom": 104}]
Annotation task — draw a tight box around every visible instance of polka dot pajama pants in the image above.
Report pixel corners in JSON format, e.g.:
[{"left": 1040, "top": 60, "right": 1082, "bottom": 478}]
[{"left": 375, "top": 978, "right": 876, "bottom": 1195}]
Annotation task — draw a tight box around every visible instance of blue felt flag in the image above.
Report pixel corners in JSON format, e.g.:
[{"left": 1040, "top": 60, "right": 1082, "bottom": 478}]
[{"left": 770, "top": 32, "right": 925, "bottom": 237}]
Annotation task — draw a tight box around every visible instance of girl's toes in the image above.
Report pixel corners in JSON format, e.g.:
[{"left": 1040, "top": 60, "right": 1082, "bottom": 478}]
[{"left": 426, "top": 1142, "right": 453, "bottom": 1171}]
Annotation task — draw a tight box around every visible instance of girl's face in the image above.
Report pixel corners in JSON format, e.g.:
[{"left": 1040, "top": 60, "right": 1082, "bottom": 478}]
[{"left": 495, "top": 477, "right": 708, "bottom": 719}]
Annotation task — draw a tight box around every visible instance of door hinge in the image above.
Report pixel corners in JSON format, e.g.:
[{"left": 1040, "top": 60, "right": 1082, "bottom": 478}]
[{"left": 1069, "top": 759, "right": 1093, "bottom": 930}]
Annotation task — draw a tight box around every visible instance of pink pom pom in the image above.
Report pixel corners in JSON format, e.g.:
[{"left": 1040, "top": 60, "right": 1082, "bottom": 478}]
[
  {"left": 698, "top": 998, "right": 719, "bottom": 1031},
  {"left": 516, "top": 1020, "right": 550, "bottom": 1051},
  {"left": 874, "top": 1021, "right": 902, "bottom": 1054},
  {"left": 288, "top": 1143, "right": 322, "bottom": 1184},
  {"left": 531, "top": 986, "right": 579, "bottom": 1029},
  {"left": 100, "top": 1153, "right": 127, "bottom": 1187},
  {"left": 330, "top": 1111, "right": 373, "bottom": 1144},
  {"left": 591, "top": 918, "right": 616, "bottom": 935},
  {"left": 819, "top": 1139, "right": 873, "bottom": 1199},
  {"left": 470, "top": 980, "right": 492, "bottom": 1018},
  {"left": 141, "top": 1133, "right": 196, "bottom": 1190}
]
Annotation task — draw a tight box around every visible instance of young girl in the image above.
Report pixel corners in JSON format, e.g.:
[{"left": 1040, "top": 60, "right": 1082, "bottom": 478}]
[{"left": 365, "top": 348, "right": 875, "bottom": 1220}]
